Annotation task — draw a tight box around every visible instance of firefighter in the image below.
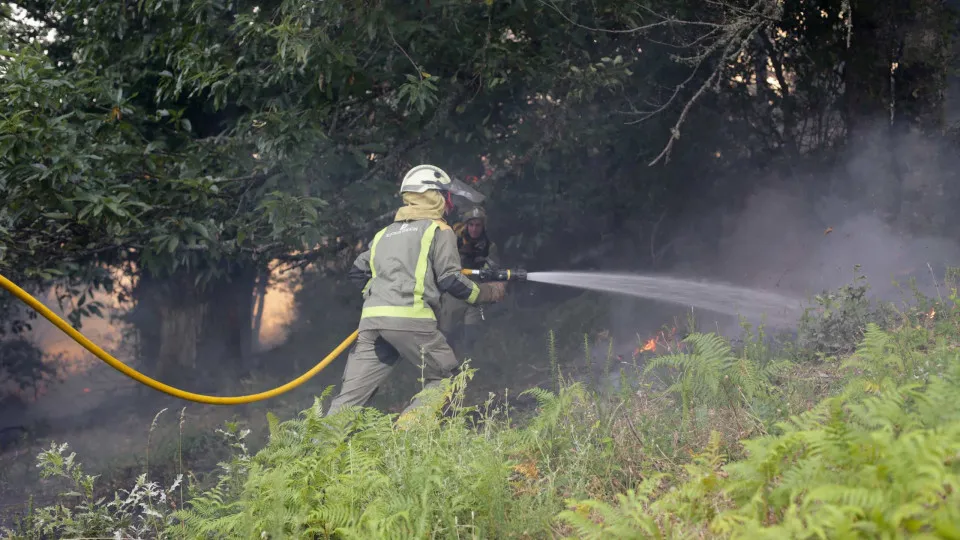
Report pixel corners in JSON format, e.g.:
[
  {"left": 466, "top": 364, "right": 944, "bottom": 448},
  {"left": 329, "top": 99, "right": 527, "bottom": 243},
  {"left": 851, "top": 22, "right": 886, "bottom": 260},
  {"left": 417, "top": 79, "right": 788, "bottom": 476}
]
[
  {"left": 325, "top": 165, "right": 506, "bottom": 417},
  {"left": 438, "top": 205, "right": 499, "bottom": 357}
]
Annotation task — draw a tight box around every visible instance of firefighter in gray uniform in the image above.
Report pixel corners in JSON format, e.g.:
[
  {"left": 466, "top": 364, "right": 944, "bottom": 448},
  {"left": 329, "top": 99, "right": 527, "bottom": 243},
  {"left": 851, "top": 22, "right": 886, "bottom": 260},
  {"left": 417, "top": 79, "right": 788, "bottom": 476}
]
[
  {"left": 438, "top": 205, "right": 500, "bottom": 357},
  {"left": 325, "top": 164, "right": 506, "bottom": 417}
]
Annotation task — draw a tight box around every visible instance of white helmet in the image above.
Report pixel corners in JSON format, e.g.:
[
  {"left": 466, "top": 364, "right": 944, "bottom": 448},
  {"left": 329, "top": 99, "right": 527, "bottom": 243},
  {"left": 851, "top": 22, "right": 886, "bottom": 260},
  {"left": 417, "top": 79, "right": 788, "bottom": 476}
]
[
  {"left": 399, "top": 164, "right": 488, "bottom": 205},
  {"left": 400, "top": 164, "right": 452, "bottom": 194}
]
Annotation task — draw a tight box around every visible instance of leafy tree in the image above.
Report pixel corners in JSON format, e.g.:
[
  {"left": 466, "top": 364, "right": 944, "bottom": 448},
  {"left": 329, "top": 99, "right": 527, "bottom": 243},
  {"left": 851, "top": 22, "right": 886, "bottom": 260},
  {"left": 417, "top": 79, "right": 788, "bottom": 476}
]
[{"left": 0, "top": 25, "right": 324, "bottom": 383}]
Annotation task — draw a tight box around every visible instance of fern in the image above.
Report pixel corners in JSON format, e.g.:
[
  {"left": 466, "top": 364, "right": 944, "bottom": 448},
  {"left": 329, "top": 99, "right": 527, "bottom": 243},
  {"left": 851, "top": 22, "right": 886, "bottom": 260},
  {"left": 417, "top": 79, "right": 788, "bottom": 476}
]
[
  {"left": 164, "top": 367, "right": 609, "bottom": 539},
  {"left": 644, "top": 332, "right": 779, "bottom": 428},
  {"left": 557, "top": 474, "right": 671, "bottom": 539},
  {"left": 548, "top": 328, "right": 559, "bottom": 391},
  {"left": 560, "top": 299, "right": 960, "bottom": 539},
  {"left": 842, "top": 322, "right": 905, "bottom": 392},
  {"left": 710, "top": 375, "right": 960, "bottom": 538}
]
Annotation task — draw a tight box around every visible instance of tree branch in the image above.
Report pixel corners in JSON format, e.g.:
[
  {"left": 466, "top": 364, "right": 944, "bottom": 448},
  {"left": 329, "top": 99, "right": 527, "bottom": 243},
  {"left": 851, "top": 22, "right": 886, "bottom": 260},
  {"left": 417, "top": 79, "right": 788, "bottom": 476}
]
[
  {"left": 345, "top": 85, "right": 470, "bottom": 190},
  {"left": 387, "top": 25, "right": 423, "bottom": 80},
  {"left": 539, "top": 0, "right": 724, "bottom": 33},
  {"left": 647, "top": 1, "right": 778, "bottom": 165}
]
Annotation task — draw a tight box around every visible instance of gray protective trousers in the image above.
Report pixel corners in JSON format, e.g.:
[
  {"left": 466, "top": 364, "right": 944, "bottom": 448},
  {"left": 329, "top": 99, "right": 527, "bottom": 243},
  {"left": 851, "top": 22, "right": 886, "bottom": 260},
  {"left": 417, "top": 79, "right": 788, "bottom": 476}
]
[{"left": 325, "top": 328, "right": 459, "bottom": 417}]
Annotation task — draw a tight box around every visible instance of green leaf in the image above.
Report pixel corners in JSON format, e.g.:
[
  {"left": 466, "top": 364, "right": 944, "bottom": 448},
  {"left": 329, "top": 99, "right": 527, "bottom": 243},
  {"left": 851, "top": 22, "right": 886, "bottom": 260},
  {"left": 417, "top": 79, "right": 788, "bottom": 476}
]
[{"left": 266, "top": 412, "right": 280, "bottom": 438}]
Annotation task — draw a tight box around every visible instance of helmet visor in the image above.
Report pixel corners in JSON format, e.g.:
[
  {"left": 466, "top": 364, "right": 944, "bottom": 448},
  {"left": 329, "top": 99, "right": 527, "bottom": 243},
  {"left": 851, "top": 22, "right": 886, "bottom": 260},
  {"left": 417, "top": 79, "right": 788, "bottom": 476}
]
[{"left": 447, "top": 177, "right": 486, "bottom": 205}]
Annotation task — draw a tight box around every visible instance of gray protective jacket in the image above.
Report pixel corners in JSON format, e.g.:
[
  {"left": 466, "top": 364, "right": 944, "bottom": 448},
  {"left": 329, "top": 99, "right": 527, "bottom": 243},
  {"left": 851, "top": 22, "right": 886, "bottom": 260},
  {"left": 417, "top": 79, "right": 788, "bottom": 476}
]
[{"left": 349, "top": 219, "right": 484, "bottom": 332}]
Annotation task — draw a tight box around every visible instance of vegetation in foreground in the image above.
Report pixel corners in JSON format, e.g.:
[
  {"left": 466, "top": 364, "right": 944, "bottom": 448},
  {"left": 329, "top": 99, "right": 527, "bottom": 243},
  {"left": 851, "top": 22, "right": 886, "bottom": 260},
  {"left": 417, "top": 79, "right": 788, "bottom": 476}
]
[{"left": 3, "top": 272, "right": 960, "bottom": 539}]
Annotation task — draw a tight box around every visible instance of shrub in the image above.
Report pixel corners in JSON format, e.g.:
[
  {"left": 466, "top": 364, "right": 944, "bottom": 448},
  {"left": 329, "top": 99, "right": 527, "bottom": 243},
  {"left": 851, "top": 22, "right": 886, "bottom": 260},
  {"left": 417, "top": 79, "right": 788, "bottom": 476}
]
[{"left": 796, "top": 268, "right": 896, "bottom": 360}]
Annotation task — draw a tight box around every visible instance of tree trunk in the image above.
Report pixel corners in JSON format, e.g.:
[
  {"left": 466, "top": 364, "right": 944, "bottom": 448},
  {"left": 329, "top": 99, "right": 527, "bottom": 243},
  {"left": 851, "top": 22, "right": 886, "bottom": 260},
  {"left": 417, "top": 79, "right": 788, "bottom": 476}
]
[
  {"left": 195, "top": 265, "right": 258, "bottom": 381},
  {"left": 843, "top": 1, "right": 899, "bottom": 133},
  {"left": 887, "top": 0, "right": 954, "bottom": 234},
  {"left": 155, "top": 300, "right": 204, "bottom": 381},
  {"left": 841, "top": 0, "right": 904, "bottom": 223},
  {"left": 251, "top": 266, "right": 270, "bottom": 353},
  {"left": 128, "top": 265, "right": 258, "bottom": 389},
  {"left": 841, "top": 0, "right": 953, "bottom": 232}
]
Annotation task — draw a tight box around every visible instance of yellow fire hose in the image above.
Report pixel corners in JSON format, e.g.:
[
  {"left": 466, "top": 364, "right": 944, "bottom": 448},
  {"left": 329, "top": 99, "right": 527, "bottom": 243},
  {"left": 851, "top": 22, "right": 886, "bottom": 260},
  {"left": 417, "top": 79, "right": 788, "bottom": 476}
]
[
  {"left": 0, "top": 268, "right": 524, "bottom": 405},
  {"left": 0, "top": 273, "right": 358, "bottom": 405}
]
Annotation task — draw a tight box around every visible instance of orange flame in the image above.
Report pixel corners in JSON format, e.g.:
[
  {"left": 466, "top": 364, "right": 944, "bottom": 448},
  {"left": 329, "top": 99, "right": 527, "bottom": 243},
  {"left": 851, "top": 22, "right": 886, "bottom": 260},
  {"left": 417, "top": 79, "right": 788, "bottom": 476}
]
[{"left": 633, "top": 338, "right": 658, "bottom": 356}]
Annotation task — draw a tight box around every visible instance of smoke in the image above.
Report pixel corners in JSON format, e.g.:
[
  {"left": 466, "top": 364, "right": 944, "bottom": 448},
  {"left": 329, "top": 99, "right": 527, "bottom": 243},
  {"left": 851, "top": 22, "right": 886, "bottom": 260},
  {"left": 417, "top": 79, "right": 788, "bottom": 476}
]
[
  {"left": 714, "top": 125, "right": 960, "bottom": 303},
  {"left": 602, "top": 121, "right": 960, "bottom": 346},
  {"left": 717, "top": 193, "right": 959, "bottom": 301}
]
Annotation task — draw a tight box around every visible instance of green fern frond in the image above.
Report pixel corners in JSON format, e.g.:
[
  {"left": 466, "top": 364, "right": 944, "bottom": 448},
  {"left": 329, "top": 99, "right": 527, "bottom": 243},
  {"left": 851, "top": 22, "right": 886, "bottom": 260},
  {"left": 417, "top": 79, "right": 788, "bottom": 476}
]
[{"left": 557, "top": 475, "right": 670, "bottom": 539}]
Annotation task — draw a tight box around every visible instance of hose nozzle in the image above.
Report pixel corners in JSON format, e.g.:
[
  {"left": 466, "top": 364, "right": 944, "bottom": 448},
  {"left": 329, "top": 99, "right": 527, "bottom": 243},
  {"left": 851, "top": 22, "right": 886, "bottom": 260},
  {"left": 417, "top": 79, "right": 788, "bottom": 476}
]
[{"left": 461, "top": 268, "right": 527, "bottom": 282}]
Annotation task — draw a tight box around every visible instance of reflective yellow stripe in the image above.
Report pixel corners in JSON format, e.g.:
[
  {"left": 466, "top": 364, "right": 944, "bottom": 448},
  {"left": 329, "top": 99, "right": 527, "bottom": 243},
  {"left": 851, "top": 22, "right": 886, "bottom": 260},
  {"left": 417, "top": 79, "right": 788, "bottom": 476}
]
[
  {"left": 369, "top": 228, "right": 386, "bottom": 279},
  {"left": 413, "top": 222, "right": 439, "bottom": 310},
  {"left": 362, "top": 228, "right": 387, "bottom": 296},
  {"left": 361, "top": 305, "right": 436, "bottom": 319},
  {"left": 466, "top": 282, "right": 480, "bottom": 304}
]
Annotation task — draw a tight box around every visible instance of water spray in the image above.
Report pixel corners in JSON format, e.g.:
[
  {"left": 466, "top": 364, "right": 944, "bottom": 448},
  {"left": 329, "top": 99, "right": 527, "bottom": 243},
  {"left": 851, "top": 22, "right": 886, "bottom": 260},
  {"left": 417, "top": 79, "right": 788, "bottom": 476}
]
[
  {"left": 525, "top": 271, "right": 805, "bottom": 324},
  {"left": 464, "top": 268, "right": 806, "bottom": 325}
]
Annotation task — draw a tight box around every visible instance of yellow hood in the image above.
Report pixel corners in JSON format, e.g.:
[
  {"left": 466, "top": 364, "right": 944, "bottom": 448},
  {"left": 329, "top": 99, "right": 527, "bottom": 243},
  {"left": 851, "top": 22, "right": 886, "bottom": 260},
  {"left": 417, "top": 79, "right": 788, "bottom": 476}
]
[{"left": 394, "top": 191, "right": 446, "bottom": 222}]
